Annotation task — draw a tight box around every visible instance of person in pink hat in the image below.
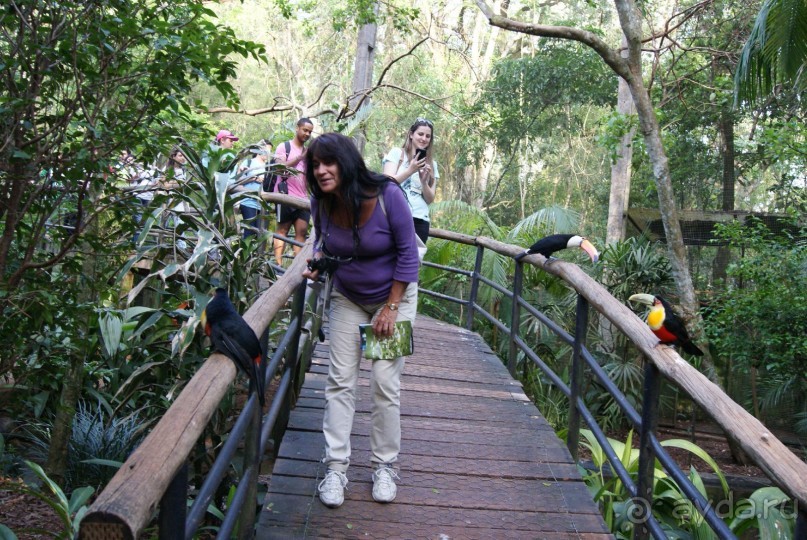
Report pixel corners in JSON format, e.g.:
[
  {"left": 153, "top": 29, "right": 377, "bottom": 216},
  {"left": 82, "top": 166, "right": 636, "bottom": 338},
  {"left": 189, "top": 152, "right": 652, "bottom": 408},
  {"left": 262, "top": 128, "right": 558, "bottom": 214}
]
[{"left": 215, "top": 129, "right": 239, "bottom": 150}]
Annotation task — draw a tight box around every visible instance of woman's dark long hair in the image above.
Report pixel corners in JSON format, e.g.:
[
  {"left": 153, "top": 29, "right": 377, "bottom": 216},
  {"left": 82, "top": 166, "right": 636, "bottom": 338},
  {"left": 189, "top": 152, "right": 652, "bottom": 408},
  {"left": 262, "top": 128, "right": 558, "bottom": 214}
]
[{"left": 305, "top": 133, "right": 391, "bottom": 250}]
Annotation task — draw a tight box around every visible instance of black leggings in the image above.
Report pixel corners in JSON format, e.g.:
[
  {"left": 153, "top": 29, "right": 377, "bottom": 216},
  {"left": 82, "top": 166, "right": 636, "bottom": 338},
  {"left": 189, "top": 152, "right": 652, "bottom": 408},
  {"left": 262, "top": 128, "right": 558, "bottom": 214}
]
[{"left": 413, "top": 218, "right": 429, "bottom": 244}]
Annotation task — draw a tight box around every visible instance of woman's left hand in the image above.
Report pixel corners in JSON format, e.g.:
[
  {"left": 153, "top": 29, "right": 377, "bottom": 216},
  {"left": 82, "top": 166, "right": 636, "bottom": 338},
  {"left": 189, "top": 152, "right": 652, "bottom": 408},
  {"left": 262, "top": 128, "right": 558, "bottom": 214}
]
[{"left": 373, "top": 305, "right": 398, "bottom": 338}]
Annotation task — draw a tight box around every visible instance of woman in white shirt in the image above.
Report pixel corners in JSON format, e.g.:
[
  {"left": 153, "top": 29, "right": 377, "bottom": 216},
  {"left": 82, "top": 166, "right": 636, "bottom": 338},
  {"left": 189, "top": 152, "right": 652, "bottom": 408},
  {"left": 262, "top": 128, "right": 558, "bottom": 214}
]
[{"left": 382, "top": 118, "right": 438, "bottom": 244}]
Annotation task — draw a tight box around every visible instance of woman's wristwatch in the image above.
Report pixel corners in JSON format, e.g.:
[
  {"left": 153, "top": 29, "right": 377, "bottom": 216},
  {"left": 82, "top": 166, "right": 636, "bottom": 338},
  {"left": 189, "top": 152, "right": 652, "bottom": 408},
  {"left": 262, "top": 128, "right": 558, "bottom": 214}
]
[{"left": 386, "top": 302, "right": 399, "bottom": 311}]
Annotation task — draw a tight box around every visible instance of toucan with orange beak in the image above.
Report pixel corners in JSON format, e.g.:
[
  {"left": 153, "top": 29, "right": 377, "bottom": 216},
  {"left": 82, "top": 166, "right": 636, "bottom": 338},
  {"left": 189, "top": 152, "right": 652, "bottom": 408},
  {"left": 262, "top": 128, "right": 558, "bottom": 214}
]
[
  {"left": 628, "top": 293, "right": 703, "bottom": 356},
  {"left": 201, "top": 288, "right": 265, "bottom": 406},
  {"left": 515, "top": 234, "right": 599, "bottom": 263}
]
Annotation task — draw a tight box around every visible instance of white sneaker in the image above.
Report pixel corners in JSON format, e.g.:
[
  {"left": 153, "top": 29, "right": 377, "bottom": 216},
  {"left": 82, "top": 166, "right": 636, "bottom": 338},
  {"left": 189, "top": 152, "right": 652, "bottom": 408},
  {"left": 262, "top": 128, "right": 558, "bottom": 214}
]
[
  {"left": 371, "top": 466, "right": 399, "bottom": 503},
  {"left": 318, "top": 469, "right": 348, "bottom": 508}
]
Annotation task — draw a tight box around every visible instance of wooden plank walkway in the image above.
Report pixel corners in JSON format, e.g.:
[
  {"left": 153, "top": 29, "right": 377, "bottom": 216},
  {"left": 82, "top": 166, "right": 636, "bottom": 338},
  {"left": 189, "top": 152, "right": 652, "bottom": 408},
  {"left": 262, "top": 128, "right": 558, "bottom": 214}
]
[{"left": 258, "top": 316, "right": 611, "bottom": 539}]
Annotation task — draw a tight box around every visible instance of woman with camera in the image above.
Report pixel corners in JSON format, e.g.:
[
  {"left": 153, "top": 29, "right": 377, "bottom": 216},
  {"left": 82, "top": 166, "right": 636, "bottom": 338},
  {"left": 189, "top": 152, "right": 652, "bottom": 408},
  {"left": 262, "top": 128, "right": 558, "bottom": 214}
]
[
  {"left": 302, "top": 133, "right": 420, "bottom": 509},
  {"left": 382, "top": 117, "right": 439, "bottom": 244}
]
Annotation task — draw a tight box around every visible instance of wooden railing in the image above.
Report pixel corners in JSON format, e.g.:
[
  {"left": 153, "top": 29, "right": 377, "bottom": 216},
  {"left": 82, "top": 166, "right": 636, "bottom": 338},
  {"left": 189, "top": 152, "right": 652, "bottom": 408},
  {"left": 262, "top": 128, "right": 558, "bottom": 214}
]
[
  {"left": 79, "top": 233, "right": 318, "bottom": 540},
  {"left": 79, "top": 193, "right": 807, "bottom": 539},
  {"left": 423, "top": 228, "right": 807, "bottom": 539}
]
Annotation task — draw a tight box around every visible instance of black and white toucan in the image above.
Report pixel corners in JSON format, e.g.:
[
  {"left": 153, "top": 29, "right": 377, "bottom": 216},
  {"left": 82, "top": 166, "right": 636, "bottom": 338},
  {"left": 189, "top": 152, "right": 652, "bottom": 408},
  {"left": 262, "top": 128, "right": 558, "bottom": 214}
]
[{"left": 515, "top": 234, "right": 599, "bottom": 263}]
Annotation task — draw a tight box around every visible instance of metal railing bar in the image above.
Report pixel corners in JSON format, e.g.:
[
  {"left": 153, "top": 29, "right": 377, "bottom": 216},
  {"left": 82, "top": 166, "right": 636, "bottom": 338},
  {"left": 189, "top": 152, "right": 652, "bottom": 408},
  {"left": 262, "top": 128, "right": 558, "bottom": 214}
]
[
  {"left": 648, "top": 436, "right": 737, "bottom": 539},
  {"left": 158, "top": 461, "right": 187, "bottom": 540},
  {"left": 270, "top": 233, "right": 305, "bottom": 249},
  {"left": 259, "top": 368, "right": 293, "bottom": 456},
  {"left": 507, "top": 263, "right": 524, "bottom": 376},
  {"left": 476, "top": 273, "right": 515, "bottom": 298},
  {"left": 514, "top": 335, "right": 571, "bottom": 394},
  {"left": 262, "top": 316, "right": 301, "bottom": 389},
  {"left": 417, "top": 288, "right": 466, "bottom": 305},
  {"left": 579, "top": 347, "right": 642, "bottom": 427},
  {"left": 575, "top": 397, "right": 638, "bottom": 497},
  {"left": 567, "top": 295, "right": 588, "bottom": 462},
  {"left": 516, "top": 298, "right": 576, "bottom": 347},
  {"left": 635, "top": 362, "right": 661, "bottom": 540},
  {"left": 465, "top": 246, "right": 484, "bottom": 329},
  {"left": 185, "top": 392, "right": 260, "bottom": 534},
  {"left": 421, "top": 261, "right": 473, "bottom": 276},
  {"left": 470, "top": 303, "right": 511, "bottom": 335},
  {"left": 215, "top": 464, "right": 257, "bottom": 540}
]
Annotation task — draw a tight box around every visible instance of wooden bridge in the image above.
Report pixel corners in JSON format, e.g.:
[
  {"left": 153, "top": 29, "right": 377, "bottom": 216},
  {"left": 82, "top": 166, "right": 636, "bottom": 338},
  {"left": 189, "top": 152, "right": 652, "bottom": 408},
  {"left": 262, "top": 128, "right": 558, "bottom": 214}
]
[
  {"left": 78, "top": 216, "right": 807, "bottom": 540},
  {"left": 259, "top": 316, "right": 610, "bottom": 538}
]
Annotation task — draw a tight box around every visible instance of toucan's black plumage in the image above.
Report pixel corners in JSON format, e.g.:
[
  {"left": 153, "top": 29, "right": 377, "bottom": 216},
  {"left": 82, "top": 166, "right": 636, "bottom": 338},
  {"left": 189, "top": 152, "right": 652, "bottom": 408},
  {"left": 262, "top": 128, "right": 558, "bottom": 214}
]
[
  {"left": 515, "top": 234, "right": 599, "bottom": 263},
  {"left": 202, "top": 288, "right": 265, "bottom": 406},
  {"left": 628, "top": 293, "right": 704, "bottom": 356}
]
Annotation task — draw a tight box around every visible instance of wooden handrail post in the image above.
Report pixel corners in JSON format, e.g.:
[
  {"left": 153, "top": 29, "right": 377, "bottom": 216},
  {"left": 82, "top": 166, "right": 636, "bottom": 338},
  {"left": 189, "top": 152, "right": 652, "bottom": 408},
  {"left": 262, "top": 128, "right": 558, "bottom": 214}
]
[
  {"left": 567, "top": 294, "right": 588, "bottom": 462},
  {"left": 465, "top": 245, "right": 484, "bottom": 330},
  {"left": 507, "top": 261, "right": 524, "bottom": 376},
  {"left": 634, "top": 361, "right": 661, "bottom": 540},
  {"left": 158, "top": 461, "right": 187, "bottom": 540}
]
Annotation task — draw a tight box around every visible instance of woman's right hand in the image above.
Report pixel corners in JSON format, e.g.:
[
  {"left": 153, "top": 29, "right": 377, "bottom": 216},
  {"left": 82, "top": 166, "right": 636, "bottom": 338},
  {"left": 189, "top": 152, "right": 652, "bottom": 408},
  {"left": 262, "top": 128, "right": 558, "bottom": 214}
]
[
  {"left": 302, "top": 258, "right": 320, "bottom": 280},
  {"left": 407, "top": 156, "right": 425, "bottom": 176}
]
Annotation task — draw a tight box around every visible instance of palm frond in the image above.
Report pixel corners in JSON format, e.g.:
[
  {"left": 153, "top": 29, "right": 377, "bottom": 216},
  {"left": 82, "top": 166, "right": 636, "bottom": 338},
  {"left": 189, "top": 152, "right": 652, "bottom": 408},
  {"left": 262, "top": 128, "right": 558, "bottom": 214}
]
[
  {"left": 508, "top": 205, "right": 580, "bottom": 243},
  {"left": 734, "top": 0, "right": 807, "bottom": 105},
  {"left": 430, "top": 200, "right": 506, "bottom": 239},
  {"left": 340, "top": 103, "right": 373, "bottom": 137}
]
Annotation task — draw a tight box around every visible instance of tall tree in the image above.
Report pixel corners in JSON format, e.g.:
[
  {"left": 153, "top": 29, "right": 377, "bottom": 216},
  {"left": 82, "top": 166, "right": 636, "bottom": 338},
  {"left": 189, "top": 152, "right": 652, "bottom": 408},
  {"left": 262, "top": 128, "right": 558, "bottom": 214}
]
[
  {"left": 475, "top": 0, "right": 703, "bottom": 343},
  {"left": 349, "top": 13, "right": 379, "bottom": 153},
  {"left": 606, "top": 37, "right": 636, "bottom": 245},
  {"left": 0, "top": 0, "right": 262, "bottom": 480}
]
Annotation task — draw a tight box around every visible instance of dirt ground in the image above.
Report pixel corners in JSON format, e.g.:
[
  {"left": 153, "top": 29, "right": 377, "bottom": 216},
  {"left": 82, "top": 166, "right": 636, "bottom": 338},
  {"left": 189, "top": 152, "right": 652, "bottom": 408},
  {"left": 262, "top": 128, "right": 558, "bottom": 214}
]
[{"left": 0, "top": 477, "right": 65, "bottom": 539}]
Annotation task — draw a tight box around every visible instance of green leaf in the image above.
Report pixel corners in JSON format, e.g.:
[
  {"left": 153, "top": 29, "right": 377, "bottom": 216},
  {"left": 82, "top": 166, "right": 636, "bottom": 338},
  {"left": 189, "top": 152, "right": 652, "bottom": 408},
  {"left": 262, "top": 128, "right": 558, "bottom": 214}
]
[
  {"left": 0, "top": 524, "right": 18, "bottom": 540},
  {"left": 99, "top": 312, "right": 123, "bottom": 358},
  {"left": 68, "top": 486, "right": 95, "bottom": 514},
  {"left": 660, "top": 439, "right": 730, "bottom": 497}
]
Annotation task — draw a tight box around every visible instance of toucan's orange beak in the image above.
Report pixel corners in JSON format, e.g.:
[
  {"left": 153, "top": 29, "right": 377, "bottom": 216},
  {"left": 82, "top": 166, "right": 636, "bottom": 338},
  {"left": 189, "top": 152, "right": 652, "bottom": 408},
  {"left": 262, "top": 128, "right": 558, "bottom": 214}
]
[{"left": 580, "top": 239, "right": 599, "bottom": 263}]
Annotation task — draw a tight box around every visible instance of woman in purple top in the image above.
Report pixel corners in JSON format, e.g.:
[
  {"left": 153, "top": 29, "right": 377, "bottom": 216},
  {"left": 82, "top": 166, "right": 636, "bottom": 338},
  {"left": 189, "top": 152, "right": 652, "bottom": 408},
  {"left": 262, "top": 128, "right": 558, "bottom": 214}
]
[{"left": 302, "top": 133, "right": 419, "bottom": 509}]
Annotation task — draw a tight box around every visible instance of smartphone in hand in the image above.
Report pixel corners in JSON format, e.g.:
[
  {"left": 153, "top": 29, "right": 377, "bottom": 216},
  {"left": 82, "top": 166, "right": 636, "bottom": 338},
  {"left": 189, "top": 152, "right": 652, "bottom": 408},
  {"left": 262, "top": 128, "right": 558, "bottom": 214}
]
[{"left": 414, "top": 148, "right": 427, "bottom": 161}]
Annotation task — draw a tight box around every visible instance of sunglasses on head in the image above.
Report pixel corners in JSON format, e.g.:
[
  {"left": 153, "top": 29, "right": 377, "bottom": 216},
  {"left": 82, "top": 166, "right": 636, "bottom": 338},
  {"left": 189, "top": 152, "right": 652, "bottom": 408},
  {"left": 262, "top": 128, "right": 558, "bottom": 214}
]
[{"left": 415, "top": 117, "right": 433, "bottom": 128}]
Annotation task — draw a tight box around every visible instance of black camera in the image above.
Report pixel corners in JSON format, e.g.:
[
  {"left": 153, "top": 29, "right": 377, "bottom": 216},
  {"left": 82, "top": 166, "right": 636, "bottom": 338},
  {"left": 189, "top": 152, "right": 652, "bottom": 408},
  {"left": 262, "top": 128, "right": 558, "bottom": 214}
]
[{"left": 307, "top": 257, "right": 339, "bottom": 276}]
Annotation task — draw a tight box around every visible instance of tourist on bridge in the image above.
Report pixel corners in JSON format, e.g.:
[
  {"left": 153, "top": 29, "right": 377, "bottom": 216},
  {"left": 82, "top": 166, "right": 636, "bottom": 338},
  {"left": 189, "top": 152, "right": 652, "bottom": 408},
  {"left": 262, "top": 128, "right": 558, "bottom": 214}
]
[
  {"left": 273, "top": 117, "right": 314, "bottom": 264},
  {"left": 302, "top": 133, "right": 419, "bottom": 508},
  {"left": 382, "top": 117, "right": 439, "bottom": 244}
]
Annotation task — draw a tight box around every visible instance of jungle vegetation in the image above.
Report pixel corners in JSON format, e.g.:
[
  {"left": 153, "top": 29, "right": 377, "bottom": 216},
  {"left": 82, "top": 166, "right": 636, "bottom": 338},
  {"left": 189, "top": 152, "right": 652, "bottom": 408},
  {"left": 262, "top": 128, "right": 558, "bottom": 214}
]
[{"left": 0, "top": 0, "right": 804, "bottom": 536}]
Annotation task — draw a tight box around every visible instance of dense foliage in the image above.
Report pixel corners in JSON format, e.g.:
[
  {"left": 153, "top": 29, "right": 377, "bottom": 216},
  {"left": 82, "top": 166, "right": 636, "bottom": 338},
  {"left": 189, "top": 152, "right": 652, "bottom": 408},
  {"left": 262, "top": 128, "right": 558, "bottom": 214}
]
[
  {"left": 705, "top": 218, "right": 807, "bottom": 429},
  {"left": 0, "top": 0, "right": 805, "bottom": 536}
]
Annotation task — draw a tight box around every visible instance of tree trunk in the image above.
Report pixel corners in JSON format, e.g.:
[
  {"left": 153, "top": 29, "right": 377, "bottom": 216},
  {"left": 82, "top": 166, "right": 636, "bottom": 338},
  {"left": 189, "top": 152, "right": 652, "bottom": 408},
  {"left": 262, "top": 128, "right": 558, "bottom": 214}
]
[
  {"left": 45, "top": 175, "right": 101, "bottom": 482},
  {"left": 612, "top": 0, "right": 703, "bottom": 332},
  {"left": 600, "top": 35, "right": 636, "bottom": 354},
  {"left": 349, "top": 14, "right": 378, "bottom": 155},
  {"left": 605, "top": 37, "right": 635, "bottom": 246},
  {"left": 713, "top": 111, "right": 735, "bottom": 283},
  {"left": 45, "top": 355, "right": 84, "bottom": 485}
]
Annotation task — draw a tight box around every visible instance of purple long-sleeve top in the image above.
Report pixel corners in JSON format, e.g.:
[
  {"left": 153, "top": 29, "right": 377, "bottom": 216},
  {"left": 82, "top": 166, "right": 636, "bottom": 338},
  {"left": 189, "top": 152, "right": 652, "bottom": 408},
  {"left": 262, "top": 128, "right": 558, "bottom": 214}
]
[{"left": 311, "top": 182, "right": 419, "bottom": 305}]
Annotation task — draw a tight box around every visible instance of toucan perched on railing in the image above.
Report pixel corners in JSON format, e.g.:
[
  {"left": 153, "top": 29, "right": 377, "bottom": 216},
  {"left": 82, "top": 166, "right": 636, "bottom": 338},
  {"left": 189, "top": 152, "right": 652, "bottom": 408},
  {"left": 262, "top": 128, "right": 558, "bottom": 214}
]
[
  {"left": 201, "top": 288, "right": 266, "bottom": 405},
  {"left": 628, "top": 293, "right": 704, "bottom": 356},
  {"left": 514, "top": 234, "right": 599, "bottom": 263}
]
